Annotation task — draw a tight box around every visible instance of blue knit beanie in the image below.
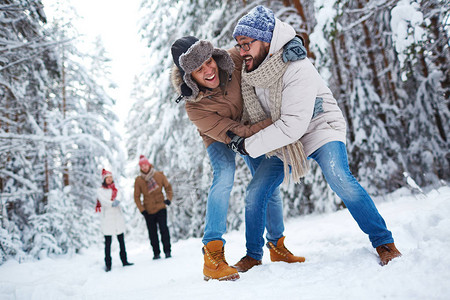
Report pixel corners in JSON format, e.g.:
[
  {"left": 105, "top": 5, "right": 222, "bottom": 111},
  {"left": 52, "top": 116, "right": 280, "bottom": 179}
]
[{"left": 233, "top": 5, "right": 275, "bottom": 43}]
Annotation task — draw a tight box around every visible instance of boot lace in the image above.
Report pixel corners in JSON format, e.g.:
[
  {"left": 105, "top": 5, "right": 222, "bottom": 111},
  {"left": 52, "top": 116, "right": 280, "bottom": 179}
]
[
  {"left": 268, "top": 242, "right": 293, "bottom": 256},
  {"left": 209, "top": 249, "right": 227, "bottom": 264},
  {"left": 379, "top": 244, "right": 392, "bottom": 252}
]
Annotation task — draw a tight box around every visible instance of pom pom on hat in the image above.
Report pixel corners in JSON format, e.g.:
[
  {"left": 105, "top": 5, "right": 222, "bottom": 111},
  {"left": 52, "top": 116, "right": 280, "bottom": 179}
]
[
  {"left": 233, "top": 5, "right": 275, "bottom": 43},
  {"left": 101, "top": 169, "right": 113, "bottom": 181},
  {"left": 139, "top": 155, "right": 151, "bottom": 168}
]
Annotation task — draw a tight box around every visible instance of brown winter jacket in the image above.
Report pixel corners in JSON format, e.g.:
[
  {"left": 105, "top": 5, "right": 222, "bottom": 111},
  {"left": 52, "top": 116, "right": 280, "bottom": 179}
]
[
  {"left": 171, "top": 47, "right": 272, "bottom": 148},
  {"left": 134, "top": 172, "right": 173, "bottom": 214}
]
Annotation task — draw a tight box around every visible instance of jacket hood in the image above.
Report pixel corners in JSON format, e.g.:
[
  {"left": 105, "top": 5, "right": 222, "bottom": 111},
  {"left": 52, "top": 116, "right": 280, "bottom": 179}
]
[{"left": 268, "top": 18, "right": 296, "bottom": 56}]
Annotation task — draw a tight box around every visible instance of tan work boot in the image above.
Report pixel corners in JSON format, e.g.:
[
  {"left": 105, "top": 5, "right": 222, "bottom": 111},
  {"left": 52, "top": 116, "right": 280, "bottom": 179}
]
[
  {"left": 376, "top": 243, "right": 402, "bottom": 266},
  {"left": 203, "top": 240, "right": 239, "bottom": 281},
  {"left": 266, "top": 236, "right": 306, "bottom": 263},
  {"left": 233, "top": 255, "right": 262, "bottom": 272}
]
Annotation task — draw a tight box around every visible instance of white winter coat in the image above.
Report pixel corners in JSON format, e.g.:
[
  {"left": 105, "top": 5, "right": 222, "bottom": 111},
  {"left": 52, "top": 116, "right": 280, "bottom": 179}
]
[
  {"left": 97, "top": 187, "right": 126, "bottom": 236},
  {"left": 244, "top": 18, "right": 347, "bottom": 158}
]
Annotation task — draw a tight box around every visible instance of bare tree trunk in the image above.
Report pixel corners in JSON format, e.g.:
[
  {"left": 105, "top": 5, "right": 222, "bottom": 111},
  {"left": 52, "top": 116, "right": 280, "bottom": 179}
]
[
  {"left": 290, "top": 0, "right": 316, "bottom": 60},
  {"left": 335, "top": 34, "right": 355, "bottom": 143},
  {"left": 430, "top": 14, "right": 449, "bottom": 100},
  {"left": 61, "top": 47, "right": 69, "bottom": 187},
  {"left": 381, "top": 49, "right": 399, "bottom": 104},
  {"left": 43, "top": 118, "right": 49, "bottom": 206},
  {"left": 356, "top": 0, "right": 382, "bottom": 99}
]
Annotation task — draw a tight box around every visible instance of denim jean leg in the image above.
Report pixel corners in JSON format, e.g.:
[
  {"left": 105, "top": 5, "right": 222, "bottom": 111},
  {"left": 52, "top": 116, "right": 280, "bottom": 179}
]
[
  {"left": 202, "top": 142, "right": 236, "bottom": 245},
  {"left": 265, "top": 187, "right": 284, "bottom": 244},
  {"left": 243, "top": 155, "right": 284, "bottom": 245},
  {"left": 309, "top": 141, "right": 394, "bottom": 247},
  {"left": 244, "top": 156, "right": 285, "bottom": 260}
]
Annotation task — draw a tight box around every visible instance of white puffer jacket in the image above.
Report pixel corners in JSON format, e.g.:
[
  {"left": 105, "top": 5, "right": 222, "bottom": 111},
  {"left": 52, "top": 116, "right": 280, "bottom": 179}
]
[
  {"left": 97, "top": 187, "right": 126, "bottom": 236},
  {"left": 244, "top": 18, "right": 347, "bottom": 158}
]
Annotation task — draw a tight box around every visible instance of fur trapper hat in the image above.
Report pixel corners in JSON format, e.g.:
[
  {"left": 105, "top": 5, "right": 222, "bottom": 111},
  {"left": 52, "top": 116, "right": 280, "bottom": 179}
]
[{"left": 170, "top": 36, "right": 234, "bottom": 102}]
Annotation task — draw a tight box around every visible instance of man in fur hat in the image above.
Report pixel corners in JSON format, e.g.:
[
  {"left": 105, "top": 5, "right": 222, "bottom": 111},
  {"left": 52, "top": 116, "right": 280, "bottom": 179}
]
[
  {"left": 171, "top": 36, "right": 306, "bottom": 281},
  {"left": 228, "top": 5, "right": 401, "bottom": 266}
]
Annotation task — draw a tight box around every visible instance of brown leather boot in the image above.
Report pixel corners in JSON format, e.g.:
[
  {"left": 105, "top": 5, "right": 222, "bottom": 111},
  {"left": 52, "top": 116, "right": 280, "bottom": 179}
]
[
  {"left": 266, "top": 236, "right": 306, "bottom": 263},
  {"left": 203, "top": 240, "right": 239, "bottom": 281},
  {"left": 376, "top": 243, "right": 402, "bottom": 266},
  {"left": 233, "top": 255, "right": 262, "bottom": 272}
]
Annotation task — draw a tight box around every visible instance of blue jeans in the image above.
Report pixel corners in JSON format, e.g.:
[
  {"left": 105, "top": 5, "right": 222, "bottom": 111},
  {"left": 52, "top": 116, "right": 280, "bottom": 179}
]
[
  {"left": 308, "top": 141, "right": 393, "bottom": 248},
  {"left": 202, "top": 142, "right": 285, "bottom": 248},
  {"left": 243, "top": 155, "right": 286, "bottom": 260}
]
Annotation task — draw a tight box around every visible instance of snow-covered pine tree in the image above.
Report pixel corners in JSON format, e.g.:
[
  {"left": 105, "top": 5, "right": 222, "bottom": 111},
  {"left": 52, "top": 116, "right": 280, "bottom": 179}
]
[
  {"left": 0, "top": 0, "right": 60, "bottom": 263},
  {"left": 310, "top": 0, "right": 449, "bottom": 195},
  {"left": 40, "top": 0, "right": 124, "bottom": 253},
  {"left": 391, "top": 0, "right": 449, "bottom": 187},
  {"left": 0, "top": 0, "right": 123, "bottom": 263},
  {"left": 56, "top": 36, "right": 122, "bottom": 209},
  {"left": 314, "top": 0, "right": 407, "bottom": 195}
]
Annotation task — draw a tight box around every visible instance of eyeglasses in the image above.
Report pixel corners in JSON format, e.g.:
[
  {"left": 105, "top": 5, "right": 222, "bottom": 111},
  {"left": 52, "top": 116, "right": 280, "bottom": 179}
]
[{"left": 234, "top": 39, "right": 258, "bottom": 52}]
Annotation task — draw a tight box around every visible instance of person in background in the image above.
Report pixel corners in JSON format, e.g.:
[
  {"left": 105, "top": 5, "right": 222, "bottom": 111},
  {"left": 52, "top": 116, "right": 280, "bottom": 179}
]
[
  {"left": 170, "top": 35, "right": 306, "bottom": 281},
  {"left": 228, "top": 5, "right": 401, "bottom": 266},
  {"left": 134, "top": 155, "right": 173, "bottom": 260},
  {"left": 96, "top": 168, "right": 133, "bottom": 272}
]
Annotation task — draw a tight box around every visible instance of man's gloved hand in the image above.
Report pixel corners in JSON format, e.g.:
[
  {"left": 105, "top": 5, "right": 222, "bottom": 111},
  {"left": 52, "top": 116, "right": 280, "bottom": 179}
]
[
  {"left": 164, "top": 199, "right": 171, "bottom": 206},
  {"left": 111, "top": 200, "right": 120, "bottom": 207},
  {"left": 282, "top": 35, "right": 307, "bottom": 63},
  {"left": 226, "top": 131, "right": 248, "bottom": 155},
  {"left": 141, "top": 210, "right": 149, "bottom": 217}
]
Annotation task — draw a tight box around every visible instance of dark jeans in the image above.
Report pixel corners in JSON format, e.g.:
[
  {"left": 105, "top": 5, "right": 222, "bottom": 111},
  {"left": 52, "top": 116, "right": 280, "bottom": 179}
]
[
  {"left": 105, "top": 233, "right": 128, "bottom": 266},
  {"left": 144, "top": 208, "right": 171, "bottom": 256}
]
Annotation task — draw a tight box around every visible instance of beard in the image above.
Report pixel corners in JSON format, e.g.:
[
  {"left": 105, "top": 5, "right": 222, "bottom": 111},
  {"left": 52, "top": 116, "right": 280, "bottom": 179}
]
[{"left": 245, "top": 45, "right": 269, "bottom": 72}]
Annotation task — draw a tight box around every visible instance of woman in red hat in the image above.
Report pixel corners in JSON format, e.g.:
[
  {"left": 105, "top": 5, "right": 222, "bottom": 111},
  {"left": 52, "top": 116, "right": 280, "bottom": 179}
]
[{"left": 97, "top": 169, "right": 133, "bottom": 272}]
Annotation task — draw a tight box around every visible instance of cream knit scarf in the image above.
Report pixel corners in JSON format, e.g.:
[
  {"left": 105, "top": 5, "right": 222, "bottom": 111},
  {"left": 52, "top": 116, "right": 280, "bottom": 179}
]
[{"left": 241, "top": 48, "right": 309, "bottom": 184}]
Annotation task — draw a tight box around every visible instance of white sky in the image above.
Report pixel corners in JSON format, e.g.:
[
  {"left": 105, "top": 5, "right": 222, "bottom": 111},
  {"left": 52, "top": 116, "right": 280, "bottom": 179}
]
[{"left": 43, "top": 0, "right": 147, "bottom": 133}]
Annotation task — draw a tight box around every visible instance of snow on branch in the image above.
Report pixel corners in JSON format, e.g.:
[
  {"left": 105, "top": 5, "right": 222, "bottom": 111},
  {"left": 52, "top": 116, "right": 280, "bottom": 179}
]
[{"left": 0, "top": 169, "right": 39, "bottom": 192}]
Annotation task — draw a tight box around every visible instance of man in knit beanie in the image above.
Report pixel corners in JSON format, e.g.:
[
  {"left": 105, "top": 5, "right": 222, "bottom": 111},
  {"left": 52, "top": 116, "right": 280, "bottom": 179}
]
[
  {"left": 134, "top": 155, "right": 173, "bottom": 260},
  {"left": 229, "top": 5, "right": 401, "bottom": 266},
  {"left": 232, "top": 5, "right": 275, "bottom": 72}
]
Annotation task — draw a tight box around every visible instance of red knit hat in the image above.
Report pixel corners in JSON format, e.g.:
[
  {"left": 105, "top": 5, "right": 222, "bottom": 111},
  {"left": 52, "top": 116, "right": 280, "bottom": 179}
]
[
  {"left": 101, "top": 168, "right": 113, "bottom": 181},
  {"left": 139, "top": 155, "right": 151, "bottom": 168}
]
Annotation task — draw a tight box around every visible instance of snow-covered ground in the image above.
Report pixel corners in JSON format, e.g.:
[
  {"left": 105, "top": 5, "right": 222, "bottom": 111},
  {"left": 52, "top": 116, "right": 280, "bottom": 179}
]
[{"left": 1, "top": 186, "right": 449, "bottom": 300}]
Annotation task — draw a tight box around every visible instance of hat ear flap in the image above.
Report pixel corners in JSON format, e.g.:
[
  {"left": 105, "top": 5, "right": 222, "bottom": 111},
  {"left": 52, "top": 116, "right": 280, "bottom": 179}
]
[
  {"left": 212, "top": 48, "right": 235, "bottom": 75},
  {"left": 180, "top": 83, "right": 192, "bottom": 96},
  {"left": 171, "top": 65, "right": 194, "bottom": 100},
  {"left": 183, "top": 74, "right": 200, "bottom": 101}
]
